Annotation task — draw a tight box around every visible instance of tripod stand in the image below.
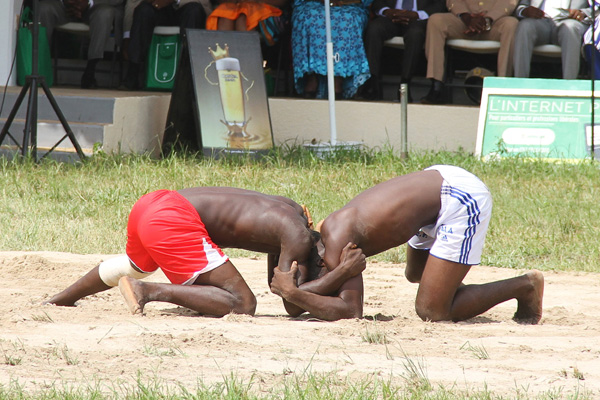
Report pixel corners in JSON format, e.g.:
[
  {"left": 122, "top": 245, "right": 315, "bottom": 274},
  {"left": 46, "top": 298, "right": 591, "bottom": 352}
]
[{"left": 0, "top": 0, "right": 85, "bottom": 162}]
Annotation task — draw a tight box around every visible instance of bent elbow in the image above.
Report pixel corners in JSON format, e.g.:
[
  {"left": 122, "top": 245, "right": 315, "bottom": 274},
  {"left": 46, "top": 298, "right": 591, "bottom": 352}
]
[
  {"left": 332, "top": 305, "right": 362, "bottom": 321},
  {"left": 284, "top": 303, "right": 306, "bottom": 318}
]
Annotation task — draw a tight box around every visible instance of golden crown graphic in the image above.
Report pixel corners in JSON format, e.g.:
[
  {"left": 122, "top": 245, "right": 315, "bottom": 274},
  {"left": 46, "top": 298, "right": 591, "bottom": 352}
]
[{"left": 208, "top": 43, "right": 230, "bottom": 60}]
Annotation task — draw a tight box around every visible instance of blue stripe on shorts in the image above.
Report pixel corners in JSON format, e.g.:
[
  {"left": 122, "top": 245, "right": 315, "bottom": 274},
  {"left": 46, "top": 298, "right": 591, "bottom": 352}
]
[{"left": 441, "top": 185, "right": 482, "bottom": 264}]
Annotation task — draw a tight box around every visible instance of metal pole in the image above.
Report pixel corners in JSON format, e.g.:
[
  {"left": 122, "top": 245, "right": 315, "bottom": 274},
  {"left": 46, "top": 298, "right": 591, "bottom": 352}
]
[
  {"left": 28, "top": 0, "right": 41, "bottom": 160},
  {"left": 400, "top": 84, "right": 408, "bottom": 159},
  {"left": 591, "top": 1, "right": 596, "bottom": 160},
  {"left": 325, "top": 1, "right": 337, "bottom": 146}
]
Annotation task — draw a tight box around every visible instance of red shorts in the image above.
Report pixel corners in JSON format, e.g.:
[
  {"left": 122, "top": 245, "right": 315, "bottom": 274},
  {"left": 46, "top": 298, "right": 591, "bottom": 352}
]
[{"left": 126, "top": 190, "right": 229, "bottom": 285}]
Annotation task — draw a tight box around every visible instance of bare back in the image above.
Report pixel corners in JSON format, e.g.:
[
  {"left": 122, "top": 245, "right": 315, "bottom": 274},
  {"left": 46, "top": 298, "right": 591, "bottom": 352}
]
[
  {"left": 177, "top": 187, "right": 314, "bottom": 264},
  {"left": 320, "top": 170, "right": 443, "bottom": 267}
]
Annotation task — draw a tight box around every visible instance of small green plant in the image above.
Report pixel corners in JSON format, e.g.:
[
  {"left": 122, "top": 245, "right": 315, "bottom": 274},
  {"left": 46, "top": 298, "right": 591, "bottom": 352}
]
[
  {"left": 1, "top": 348, "right": 22, "bottom": 366},
  {"left": 460, "top": 340, "right": 490, "bottom": 360},
  {"left": 559, "top": 369, "right": 568, "bottom": 378},
  {"left": 142, "top": 344, "right": 186, "bottom": 358},
  {"left": 572, "top": 366, "right": 585, "bottom": 380},
  {"left": 399, "top": 349, "right": 431, "bottom": 392},
  {"left": 360, "top": 321, "right": 388, "bottom": 345},
  {"left": 51, "top": 342, "right": 79, "bottom": 365},
  {"left": 0, "top": 339, "right": 26, "bottom": 366},
  {"left": 31, "top": 311, "right": 54, "bottom": 323}
]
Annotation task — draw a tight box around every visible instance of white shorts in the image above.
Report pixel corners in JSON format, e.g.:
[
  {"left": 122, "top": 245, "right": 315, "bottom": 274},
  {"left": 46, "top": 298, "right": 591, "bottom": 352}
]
[{"left": 407, "top": 165, "right": 492, "bottom": 265}]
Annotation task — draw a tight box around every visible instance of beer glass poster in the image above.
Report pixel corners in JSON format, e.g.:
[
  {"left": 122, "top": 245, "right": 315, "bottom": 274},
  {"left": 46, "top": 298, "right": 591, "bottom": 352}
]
[{"left": 188, "top": 30, "right": 274, "bottom": 153}]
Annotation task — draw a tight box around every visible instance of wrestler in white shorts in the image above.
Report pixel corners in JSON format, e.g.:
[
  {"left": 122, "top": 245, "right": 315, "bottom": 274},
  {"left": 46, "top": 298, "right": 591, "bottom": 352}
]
[{"left": 408, "top": 165, "right": 493, "bottom": 265}]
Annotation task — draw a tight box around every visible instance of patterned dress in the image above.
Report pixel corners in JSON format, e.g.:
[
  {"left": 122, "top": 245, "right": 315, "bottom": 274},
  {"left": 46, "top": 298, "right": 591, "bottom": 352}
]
[{"left": 292, "top": 0, "right": 373, "bottom": 99}]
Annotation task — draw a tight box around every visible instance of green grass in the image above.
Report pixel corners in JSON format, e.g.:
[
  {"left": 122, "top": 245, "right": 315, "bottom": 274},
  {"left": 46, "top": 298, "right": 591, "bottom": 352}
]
[
  {"left": 1, "top": 148, "right": 598, "bottom": 398},
  {"left": 0, "top": 371, "right": 594, "bottom": 400},
  {"left": 1, "top": 148, "right": 599, "bottom": 272}
]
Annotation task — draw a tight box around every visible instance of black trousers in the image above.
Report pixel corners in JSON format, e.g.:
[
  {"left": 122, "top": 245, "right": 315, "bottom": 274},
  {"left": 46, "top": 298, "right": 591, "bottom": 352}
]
[
  {"left": 128, "top": 2, "right": 206, "bottom": 64},
  {"left": 364, "top": 16, "right": 427, "bottom": 83}
]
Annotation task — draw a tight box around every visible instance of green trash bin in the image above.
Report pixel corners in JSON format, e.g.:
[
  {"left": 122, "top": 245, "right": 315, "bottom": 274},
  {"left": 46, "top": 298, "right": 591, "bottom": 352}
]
[{"left": 145, "top": 26, "right": 181, "bottom": 91}]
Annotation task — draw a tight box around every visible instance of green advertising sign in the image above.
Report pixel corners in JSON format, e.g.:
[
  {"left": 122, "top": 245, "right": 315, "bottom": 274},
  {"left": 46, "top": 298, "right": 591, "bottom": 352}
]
[{"left": 476, "top": 77, "right": 599, "bottom": 160}]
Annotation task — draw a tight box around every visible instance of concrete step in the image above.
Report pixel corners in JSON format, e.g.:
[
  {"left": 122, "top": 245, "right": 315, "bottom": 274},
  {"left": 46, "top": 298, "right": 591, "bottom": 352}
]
[
  {"left": 0, "top": 118, "right": 105, "bottom": 158},
  {"left": 1, "top": 86, "right": 116, "bottom": 124},
  {"left": 1, "top": 86, "right": 173, "bottom": 161}
]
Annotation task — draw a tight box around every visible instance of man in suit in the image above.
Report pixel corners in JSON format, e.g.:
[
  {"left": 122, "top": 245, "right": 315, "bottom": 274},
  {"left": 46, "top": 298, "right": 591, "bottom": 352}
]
[
  {"left": 120, "top": 0, "right": 209, "bottom": 90},
  {"left": 38, "top": 0, "right": 124, "bottom": 88},
  {"left": 420, "top": 0, "right": 519, "bottom": 104},
  {"left": 513, "top": 0, "right": 591, "bottom": 79},
  {"left": 360, "top": 0, "right": 446, "bottom": 101}
]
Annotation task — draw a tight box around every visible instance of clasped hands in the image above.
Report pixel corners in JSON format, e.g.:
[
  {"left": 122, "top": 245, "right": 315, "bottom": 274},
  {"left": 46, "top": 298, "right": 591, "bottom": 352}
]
[
  {"left": 64, "top": 0, "right": 89, "bottom": 21},
  {"left": 521, "top": 6, "right": 586, "bottom": 21},
  {"left": 460, "top": 12, "right": 490, "bottom": 35},
  {"left": 270, "top": 242, "right": 366, "bottom": 298},
  {"left": 384, "top": 8, "right": 418, "bottom": 24}
]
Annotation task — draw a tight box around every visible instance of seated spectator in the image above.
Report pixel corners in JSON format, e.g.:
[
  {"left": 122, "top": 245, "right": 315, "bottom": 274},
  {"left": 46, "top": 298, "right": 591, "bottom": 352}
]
[
  {"left": 360, "top": 0, "right": 446, "bottom": 101},
  {"left": 582, "top": 3, "right": 600, "bottom": 79},
  {"left": 513, "top": 0, "right": 590, "bottom": 80},
  {"left": 38, "top": 0, "right": 124, "bottom": 89},
  {"left": 421, "top": 0, "right": 518, "bottom": 104},
  {"left": 292, "top": 0, "right": 373, "bottom": 99},
  {"left": 121, "top": 0, "right": 208, "bottom": 90},
  {"left": 206, "top": 0, "right": 286, "bottom": 32}
]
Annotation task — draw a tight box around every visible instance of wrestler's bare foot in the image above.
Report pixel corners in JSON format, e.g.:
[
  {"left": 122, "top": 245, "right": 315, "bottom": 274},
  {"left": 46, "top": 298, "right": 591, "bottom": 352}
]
[
  {"left": 118, "top": 276, "right": 146, "bottom": 315},
  {"left": 513, "top": 270, "right": 544, "bottom": 324},
  {"left": 42, "top": 296, "right": 76, "bottom": 307}
]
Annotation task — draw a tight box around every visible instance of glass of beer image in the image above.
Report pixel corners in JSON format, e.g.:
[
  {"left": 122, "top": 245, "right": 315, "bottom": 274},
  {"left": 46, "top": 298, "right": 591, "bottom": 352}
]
[
  {"left": 209, "top": 44, "right": 250, "bottom": 138},
  {"left": 216, "top": 57, "right": 248, "bottom": 137}
]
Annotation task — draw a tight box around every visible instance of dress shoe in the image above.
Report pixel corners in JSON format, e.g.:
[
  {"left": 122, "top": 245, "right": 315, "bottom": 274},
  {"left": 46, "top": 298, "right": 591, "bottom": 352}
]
[
  {"left": 80, "top": 72, "right": 97, "bottom": 89},
  {"left": 302, "top": 90, "right": 316, "bottom": 99},
  {"left": 420, "top": 88, "right": 445, "bottom": 105},
  {"left": 357, "top": 78, "right": 381, "bottom": 100},
  {"left": 119, "top": 63, "right": 142, "bottom": 91}
]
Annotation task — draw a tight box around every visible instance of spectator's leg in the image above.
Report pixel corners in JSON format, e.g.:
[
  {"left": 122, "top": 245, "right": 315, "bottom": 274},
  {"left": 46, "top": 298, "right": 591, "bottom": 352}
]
[
  {"left": 424, "top": 13, "right": 464, "bottom": 82},
  {"left": 486, "top": 16, "right": 518, "bottom": 77},
  {"left": 402, "top": 19, "right": 426, "bottom": 101},
  {"left": 217, "top": 17, "right": 236, "bottom": 31},
  {"left": 124, "top": 2, "right": 160, "bottom": 89},
  {"left": 362, "top": 16, "right": 400, "bottom": 99},
  {"left": 38, "top": 0, "right": 69, "bottom": 46},
  {"left": 177, "top": 3, "right": 207, "bottom": 31},
  {"left": 82, "top": 4, "right": 117, "bottom": 88},
  {"left": 556, "top": 20, "right": 588, "bottom": 79},
  {"left": 512, "top": 18, "right": 549, "bottom": 78},
  {"left": 128, "top": 3, "right": 160, "bottom": 65},
  {"left": 584, "top": 44, "right": 600, "bottom": 79},
  {"left": 422, "top": 13, "right": 464, "bottom": 103},
  {"left": 235, "top": 14, "right": 247, "bottom": 31}
]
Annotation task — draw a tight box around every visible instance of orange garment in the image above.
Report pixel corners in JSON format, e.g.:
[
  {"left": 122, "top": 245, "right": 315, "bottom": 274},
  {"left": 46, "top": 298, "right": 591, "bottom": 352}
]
[{"left": 206, "top": 2, "right": 282, "bottom": 31}]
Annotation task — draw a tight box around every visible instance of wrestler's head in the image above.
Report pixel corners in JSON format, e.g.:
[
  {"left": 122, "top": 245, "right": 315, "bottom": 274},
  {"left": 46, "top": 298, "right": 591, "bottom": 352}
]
[{"left": 298, "top": 230, "right": 326, "bottom": 285}]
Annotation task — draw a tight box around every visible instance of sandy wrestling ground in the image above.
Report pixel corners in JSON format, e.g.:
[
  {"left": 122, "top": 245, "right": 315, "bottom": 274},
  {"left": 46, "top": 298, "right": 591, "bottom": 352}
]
[{"left": 1, "top": 251, "right": 598, "bottom": 397}]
